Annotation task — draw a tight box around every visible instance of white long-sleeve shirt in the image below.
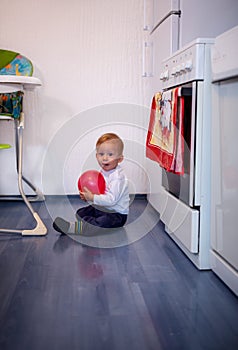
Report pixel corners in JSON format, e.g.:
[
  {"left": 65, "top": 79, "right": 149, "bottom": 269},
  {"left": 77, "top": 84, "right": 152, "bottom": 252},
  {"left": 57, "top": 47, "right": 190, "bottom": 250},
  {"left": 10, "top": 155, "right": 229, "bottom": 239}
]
[{"left": 93, "top": 165, "right": 129, "bottom": 215}]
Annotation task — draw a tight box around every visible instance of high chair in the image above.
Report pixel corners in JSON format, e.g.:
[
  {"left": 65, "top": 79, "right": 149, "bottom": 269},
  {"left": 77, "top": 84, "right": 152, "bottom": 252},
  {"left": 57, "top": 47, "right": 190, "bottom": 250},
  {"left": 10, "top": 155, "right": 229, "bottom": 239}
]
[{"left": 0, "top": 75, "right": 47, "bottom": 236}]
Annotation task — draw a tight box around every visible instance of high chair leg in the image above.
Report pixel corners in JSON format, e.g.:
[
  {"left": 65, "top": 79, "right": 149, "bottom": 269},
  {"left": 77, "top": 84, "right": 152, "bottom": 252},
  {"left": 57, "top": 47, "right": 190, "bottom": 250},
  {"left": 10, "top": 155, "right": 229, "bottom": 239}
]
[
  {"left": 15, "top": 116, "right": 45, "bottom": 202},
  {"left": 0, "top": 114, "right": 47, "bottom": 236}
]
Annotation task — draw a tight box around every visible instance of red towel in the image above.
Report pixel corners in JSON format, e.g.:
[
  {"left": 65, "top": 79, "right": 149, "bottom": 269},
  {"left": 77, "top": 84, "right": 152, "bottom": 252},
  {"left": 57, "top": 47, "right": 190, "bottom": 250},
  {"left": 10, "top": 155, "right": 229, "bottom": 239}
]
[{"left": 146, "top": 88, "right": 184, "bottom": 174}]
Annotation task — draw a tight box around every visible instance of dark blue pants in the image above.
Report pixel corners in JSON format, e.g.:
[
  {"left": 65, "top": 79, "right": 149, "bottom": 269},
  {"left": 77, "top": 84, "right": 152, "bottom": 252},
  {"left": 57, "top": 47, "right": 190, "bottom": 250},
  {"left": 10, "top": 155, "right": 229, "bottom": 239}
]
[{"left": 76, "top": 205, "right": 127, "bottom": 233}]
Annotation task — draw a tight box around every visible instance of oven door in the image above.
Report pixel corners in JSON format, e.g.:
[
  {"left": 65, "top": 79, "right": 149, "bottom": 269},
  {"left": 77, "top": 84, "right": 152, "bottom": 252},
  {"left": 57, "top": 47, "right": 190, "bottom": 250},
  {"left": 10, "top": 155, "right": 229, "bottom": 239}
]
[
  {"left": 159, "top": 81, "right": 202, "bottom": 254},
  {"left": 156, "top": 80, "right": 206, "bottom": 255},
  {"left": 211, "top": 76, "right": 238, "bottom": 272},
  {"left": 161, "top": 81, "right": 202, "bottom": 208},
  {"left": 162, "top": 81, "right": 203, "bottom": 208}
]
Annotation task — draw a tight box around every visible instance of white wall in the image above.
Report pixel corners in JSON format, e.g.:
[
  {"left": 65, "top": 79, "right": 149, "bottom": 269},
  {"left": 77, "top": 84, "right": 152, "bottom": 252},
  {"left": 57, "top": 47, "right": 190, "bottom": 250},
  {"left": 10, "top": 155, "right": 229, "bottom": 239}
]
[
  {"left": 0, "top": 0, "right": 150, "bottom": 195},
  {"left": 3, "top": 1, "right": 236, "bottom": 196}
]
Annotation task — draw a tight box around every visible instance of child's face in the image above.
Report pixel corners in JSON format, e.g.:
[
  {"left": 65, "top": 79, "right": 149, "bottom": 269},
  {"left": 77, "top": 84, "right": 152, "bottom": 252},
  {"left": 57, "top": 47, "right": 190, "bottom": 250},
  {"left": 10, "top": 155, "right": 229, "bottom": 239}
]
[{"left": 96, "top": 140, "right": 123, "bottom": 172}]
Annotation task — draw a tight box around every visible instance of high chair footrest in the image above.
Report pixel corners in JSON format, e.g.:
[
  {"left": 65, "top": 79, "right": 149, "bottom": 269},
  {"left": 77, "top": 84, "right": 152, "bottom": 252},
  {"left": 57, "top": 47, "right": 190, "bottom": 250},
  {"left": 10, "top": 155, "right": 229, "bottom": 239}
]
[{"left": 0, "top": 143, "right": 11, "bottom": 149}]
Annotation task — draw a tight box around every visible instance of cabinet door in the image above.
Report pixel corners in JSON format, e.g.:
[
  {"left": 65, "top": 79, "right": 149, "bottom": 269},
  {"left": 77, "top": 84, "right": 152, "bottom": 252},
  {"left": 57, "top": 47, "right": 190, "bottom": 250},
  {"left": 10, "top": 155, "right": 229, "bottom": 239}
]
[
  {"left": 211, "top": 78, "right": 238, "bottom": 271},
  {"left": 180, "top": 0, "right": 238, "bottom": 47}
]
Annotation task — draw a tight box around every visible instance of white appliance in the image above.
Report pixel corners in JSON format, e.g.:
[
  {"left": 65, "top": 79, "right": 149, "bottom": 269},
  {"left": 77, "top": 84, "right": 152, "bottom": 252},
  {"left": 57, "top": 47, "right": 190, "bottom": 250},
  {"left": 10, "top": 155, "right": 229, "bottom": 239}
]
[
  {"left": 144, "top": 0, "right": 238, "bottom": 269},
  {"left": 147, "top": 39, "right": 214, "bottom": 269},
  {"left": 210, "top": 26, "right": 238, "bottom": 296}
]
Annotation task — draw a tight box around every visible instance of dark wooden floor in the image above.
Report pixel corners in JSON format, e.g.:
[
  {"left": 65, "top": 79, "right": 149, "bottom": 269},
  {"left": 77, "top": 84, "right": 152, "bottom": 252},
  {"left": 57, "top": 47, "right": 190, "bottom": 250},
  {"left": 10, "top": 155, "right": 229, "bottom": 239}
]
[{"left": 0, "top": 196, "right": 238, "bottom": 350}]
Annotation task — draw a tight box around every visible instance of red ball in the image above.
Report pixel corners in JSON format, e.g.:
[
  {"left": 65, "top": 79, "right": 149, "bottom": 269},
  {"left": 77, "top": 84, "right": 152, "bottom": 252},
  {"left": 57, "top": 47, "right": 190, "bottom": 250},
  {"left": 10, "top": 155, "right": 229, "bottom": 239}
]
[{"left": 78, "top": 170, "right": 106, "bottom": 194}]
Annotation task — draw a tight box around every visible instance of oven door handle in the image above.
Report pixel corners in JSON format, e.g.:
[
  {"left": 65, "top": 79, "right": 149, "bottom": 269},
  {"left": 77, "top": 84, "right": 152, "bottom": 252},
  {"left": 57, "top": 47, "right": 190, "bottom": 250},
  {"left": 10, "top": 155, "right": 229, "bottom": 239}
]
[
  {"left": 191, "top": 81, "right": 203, "bottom": 206},
  {"left": 189, "top": 82, "right": 197, "bottom": 207}
]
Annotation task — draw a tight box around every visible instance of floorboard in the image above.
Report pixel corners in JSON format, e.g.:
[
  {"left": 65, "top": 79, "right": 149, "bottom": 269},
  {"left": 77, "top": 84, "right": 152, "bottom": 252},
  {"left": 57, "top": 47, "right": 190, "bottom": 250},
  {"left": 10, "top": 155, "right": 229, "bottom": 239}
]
[{"left": 0, "top": 196, "right": 238, "bottom": 350}]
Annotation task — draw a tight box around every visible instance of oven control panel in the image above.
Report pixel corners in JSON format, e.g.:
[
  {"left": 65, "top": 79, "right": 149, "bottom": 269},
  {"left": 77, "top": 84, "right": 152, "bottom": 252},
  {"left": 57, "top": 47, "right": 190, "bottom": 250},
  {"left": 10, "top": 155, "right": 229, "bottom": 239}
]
[{"left": 160, "top": 38, "right": 214, "bottom": 89}]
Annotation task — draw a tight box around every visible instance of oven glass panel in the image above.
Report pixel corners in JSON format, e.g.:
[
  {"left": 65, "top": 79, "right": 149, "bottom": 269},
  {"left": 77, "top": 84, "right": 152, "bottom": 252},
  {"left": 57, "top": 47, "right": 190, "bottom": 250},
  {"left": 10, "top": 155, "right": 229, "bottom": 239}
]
[{"left": 162, "top": 87, "right": 193, "bottom": 206}]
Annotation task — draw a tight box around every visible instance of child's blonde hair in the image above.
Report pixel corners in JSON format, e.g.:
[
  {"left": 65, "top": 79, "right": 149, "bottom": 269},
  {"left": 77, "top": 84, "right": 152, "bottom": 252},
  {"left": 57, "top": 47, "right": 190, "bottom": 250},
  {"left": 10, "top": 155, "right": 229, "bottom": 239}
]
[{"left": 96, "top": 133, "right": 124, "bottom": 154}]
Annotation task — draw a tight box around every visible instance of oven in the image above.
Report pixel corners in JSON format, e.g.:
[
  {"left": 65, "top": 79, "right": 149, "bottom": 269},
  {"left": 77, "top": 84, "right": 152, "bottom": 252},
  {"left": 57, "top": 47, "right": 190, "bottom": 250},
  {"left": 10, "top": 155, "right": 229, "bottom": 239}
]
[
  {"left": 152, "top": 38, "right": 214, "bottom": 269},
  {"left": 161, "top": 83, "right": 194, "bottom": 207}
]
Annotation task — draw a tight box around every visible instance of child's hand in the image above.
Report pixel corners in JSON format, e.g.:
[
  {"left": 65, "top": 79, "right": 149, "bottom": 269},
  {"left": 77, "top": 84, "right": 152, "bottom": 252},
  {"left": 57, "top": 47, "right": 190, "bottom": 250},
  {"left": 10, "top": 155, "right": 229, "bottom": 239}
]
[
  {"left": 79, "top": 191, "right": 86, "bottom": 201},
  {"left": 79, "top": 187, "right": 94, "bottom": 202}
]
